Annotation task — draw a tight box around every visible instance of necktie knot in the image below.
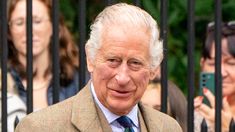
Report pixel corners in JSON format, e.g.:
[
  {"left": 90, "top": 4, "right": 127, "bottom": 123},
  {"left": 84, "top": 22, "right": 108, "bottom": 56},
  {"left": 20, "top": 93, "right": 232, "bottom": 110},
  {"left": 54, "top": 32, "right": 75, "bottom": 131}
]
[{"left": 116, "top": 116, "right": 133, "bottom": 128}]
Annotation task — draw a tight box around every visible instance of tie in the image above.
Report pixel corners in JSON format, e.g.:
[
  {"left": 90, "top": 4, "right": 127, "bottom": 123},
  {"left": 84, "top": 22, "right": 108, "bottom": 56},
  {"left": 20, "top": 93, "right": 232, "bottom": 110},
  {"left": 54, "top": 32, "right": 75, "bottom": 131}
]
[{"left": 116, "top": 116, "right": 135, "bottom": 132}]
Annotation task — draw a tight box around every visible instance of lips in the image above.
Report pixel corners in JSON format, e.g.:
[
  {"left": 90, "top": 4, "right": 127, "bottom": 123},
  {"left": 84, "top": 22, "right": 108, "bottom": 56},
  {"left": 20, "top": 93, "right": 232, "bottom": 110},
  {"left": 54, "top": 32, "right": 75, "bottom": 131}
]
[
  {"left": 33, "top": 39, "right": 40, "bottom": 43},
  {"left": 222, "top": 83, "right": 231, "bottom": 88},
  {"left": 109, "top": 89, "right": 133, "bottom": 98},
  {"left": 22, "top": 39, "right": 39, "bottom": 44}
]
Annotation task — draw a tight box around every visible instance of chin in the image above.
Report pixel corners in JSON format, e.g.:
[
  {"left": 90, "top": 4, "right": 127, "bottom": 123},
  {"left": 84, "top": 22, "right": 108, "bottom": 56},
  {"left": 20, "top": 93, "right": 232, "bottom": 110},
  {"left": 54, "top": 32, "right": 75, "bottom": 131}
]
[
  {"left": 223, "top": 90, "right": 234, "bottom": 97},
  {"left": 110, "top": 106, "right": 131, "bottom": 116},
  {"left": 108, "top": 102, "right": 132, "bottom": 115},
  {"left": 32, "top": 50, "right": 44, "bottom": 57}
]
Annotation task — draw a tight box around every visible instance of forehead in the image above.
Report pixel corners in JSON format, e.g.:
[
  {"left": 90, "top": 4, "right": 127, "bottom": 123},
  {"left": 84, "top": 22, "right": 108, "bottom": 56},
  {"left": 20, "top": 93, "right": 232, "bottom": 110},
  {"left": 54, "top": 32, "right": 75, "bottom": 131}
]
[
  {"left": 210, "top": 38, "right": 232, "bottom": 58},
  {"left": 10, "top": 0, "right": 49, "bottom": 18},
  {"left": 99, "top": 24, "right": 150, "bottom": 55}
]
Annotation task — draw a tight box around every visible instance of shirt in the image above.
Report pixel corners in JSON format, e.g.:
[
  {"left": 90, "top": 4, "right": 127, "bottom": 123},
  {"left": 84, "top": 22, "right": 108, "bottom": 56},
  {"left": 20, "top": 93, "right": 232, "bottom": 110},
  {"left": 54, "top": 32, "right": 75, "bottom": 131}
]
[
  {"left": 90, "top": 82, "right": 139, "bottom": 132},
  {"left": 9, "top": 68, "right": 80, "bottom": 107}
]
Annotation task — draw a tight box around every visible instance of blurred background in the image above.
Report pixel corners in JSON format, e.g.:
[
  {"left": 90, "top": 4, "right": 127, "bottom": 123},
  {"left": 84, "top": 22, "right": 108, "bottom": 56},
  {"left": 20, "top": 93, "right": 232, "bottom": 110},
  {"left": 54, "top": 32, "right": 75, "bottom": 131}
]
[{"left": 60, "top": 0, "right": 235, "bottom": 95}]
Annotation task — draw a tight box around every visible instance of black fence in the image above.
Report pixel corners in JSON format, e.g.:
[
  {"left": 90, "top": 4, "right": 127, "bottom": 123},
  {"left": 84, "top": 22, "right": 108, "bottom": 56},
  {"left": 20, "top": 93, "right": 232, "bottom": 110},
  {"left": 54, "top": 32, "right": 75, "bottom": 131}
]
[{"left": 1, "top": 0, "right": 234, "bottom": 132}]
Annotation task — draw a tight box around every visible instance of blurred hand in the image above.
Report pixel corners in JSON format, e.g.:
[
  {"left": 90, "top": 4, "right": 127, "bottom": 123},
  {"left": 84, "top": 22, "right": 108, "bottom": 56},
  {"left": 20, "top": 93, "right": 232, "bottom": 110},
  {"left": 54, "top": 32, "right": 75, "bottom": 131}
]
[{"left": 194, "top": 88, "right": 233, "bottom": 132}]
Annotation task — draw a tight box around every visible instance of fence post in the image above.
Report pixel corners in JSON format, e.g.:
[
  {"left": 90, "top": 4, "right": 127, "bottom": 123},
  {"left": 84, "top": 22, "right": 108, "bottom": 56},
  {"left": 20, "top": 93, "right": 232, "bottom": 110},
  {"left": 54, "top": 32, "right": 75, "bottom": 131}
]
[
  {"left": 201, "top": 118, "right": 208, "bottom": 132},
  {"left": 78, "top": 0, "right": 87, "bottom": 88},
  {"left": 229, "top": 118, "right": 235, "bottom": 132},
  {"left": 132, "top": 0, "right": 141, "bottom": 7},
  {"left": 52, "top": 0, "right": 60, "bottom": 104},
  {"left": 160, "top": 0, "right": 168, "bottom": 114},
  {"left": 214, "top": 0, "right": 222, "bottom": 131},
  {"left": 26, "top": 0, "right": 33, "bottom": 114},
  {"left": 187, "top": 0, "right": 195, "bottom": 131},
  {"left": 1, "top": 0, "right": 8, "bottom": 131}
]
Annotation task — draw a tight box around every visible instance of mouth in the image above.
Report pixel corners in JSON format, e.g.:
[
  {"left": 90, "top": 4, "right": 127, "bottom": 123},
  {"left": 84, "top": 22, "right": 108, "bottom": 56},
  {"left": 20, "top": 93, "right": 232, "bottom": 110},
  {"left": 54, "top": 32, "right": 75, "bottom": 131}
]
[
  {"left": 222, "top": 84, "right": 231, "bottom": 88},
  {"left": 22, "top": 40, "right": 39, "bottom": 44},
  {"left": 33, "top": 40, "right": 40, "bottom": 43},
  {"left": 109, "top": 89, "right": 133, "bottom": 98}
]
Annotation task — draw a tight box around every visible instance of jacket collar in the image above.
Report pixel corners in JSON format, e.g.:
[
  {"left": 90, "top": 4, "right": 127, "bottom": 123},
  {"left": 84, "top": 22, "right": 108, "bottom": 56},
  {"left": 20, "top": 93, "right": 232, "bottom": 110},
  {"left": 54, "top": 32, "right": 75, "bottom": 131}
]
[
  {"left": 71, "top": 81, "right": 104, "bottom": 131},
  {"left": 70, "top": 81, "right": 165, "bottom": 131},
  {"left": 138, "top": 102, "right": 162, "bottom": 131}
]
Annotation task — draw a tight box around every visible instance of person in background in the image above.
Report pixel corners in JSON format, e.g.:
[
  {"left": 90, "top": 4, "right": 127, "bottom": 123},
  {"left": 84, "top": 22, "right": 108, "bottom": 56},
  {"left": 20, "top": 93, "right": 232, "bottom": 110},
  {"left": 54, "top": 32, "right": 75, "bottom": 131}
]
[
  {"left": 0, "top": 70, "right": 26, "bottom": 132},
  {"left": 141, "top": 69, "right": 187, "bottom": 132},
  {"left": 194, "top": 21, "right": 235, "bottom": 132},
  {"left": 7, "top": 0, "right": 79, "bottom": 111},
  {"left": 15, "top": 3, "right": 182, "bottom": 131},
  {"left": 1, "top": 10, "right": 26, "bottom": 132}
]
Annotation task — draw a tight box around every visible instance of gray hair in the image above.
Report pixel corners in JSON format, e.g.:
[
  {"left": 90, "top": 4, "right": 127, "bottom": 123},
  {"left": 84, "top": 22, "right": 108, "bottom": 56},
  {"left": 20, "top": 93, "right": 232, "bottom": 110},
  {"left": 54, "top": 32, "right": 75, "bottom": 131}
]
[{"left": 85, "top": 3, "right": 163, "bottom": 69}]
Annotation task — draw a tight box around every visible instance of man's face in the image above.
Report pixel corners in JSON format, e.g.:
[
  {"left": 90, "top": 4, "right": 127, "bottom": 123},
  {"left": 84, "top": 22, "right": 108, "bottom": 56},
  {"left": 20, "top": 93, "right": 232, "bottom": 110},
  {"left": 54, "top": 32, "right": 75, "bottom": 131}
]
[{"left": 87, "top": 25, "right": 155, "bottom": 115}]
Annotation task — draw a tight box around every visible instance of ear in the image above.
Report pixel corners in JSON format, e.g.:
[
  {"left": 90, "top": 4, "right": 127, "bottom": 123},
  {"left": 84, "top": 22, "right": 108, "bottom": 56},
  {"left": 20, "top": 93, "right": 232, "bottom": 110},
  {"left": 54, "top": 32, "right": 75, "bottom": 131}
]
[
  {"left": 150, "top": 66, "right": 161, "bottom": 80},
  {"left": 85, "top": 46, "right": 94, "bottom": 73},
  {"left": 86, "top": 56, "right": 94, "bottom": 73}
]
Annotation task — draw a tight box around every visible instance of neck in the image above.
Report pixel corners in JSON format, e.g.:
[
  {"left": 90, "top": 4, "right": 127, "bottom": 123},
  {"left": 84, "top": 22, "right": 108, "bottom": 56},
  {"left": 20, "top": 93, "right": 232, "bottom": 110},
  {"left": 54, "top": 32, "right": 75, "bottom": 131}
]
[
  {"left": 18, "top": 49, "right": 50, "bottom": 78},
  {"left": 18, "top": 50, "right": 52, "bottom": 89},
  {"left": 228, "top": 95, "right": 235, "bottom": 115}
]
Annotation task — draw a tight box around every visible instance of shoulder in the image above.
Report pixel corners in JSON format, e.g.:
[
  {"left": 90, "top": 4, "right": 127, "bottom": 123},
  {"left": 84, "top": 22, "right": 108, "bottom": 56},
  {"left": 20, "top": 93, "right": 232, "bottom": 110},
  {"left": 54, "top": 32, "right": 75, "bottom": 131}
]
[
  {"left": 15, "top": 96, "right": 76, "bottom": 132},
  {"left": 15, "top": 85, "right": 91, "bottom": 132},
  {"left": 139, "top": 103, "right": 182, "bottom": 132}
]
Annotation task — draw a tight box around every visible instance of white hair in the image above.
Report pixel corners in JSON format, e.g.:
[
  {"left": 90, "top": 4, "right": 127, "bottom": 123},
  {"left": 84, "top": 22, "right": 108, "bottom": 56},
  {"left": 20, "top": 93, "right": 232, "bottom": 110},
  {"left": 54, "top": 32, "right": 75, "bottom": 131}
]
[{"left": 85, "top": 3, "right": 163, "bottom": 69}]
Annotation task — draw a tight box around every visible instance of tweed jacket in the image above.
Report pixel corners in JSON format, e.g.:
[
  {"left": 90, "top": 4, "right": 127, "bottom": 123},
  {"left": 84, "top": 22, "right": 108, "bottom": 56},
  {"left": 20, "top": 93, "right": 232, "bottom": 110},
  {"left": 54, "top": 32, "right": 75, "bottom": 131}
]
[{"left": 15, "top": 82, "right": 182, "bottom": 132}]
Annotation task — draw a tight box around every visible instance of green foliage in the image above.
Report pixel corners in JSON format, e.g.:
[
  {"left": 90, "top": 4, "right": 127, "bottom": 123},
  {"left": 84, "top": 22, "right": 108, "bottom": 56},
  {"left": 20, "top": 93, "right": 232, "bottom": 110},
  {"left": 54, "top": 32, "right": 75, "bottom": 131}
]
[{"left": 59, "top": 0, "right": 235, "bottom": 96}]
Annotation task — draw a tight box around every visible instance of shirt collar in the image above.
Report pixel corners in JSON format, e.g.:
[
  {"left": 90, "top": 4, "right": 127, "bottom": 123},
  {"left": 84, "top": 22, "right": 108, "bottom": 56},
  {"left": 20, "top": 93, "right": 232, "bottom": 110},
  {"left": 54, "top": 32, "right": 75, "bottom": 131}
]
[{"left": 90, "top": 82, "right": 139, "bottom": 127}]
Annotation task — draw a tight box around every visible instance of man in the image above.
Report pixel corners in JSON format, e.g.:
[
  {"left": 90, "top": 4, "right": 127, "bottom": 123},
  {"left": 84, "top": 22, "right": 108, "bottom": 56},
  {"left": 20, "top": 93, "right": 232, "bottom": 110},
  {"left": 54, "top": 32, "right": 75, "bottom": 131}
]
[{"left": 16, "top": 3, "right": 182, "bottom": 132}]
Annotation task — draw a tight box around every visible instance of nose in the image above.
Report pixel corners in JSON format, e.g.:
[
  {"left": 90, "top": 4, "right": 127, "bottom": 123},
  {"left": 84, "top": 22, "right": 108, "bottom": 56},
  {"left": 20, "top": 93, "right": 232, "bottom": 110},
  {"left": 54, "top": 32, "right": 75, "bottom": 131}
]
[
  {"left": 221, "top": 63, "right": 228, "bottom": 78},
  {"left": 115, "top": 63, "right": 131, "bottom": 86}
]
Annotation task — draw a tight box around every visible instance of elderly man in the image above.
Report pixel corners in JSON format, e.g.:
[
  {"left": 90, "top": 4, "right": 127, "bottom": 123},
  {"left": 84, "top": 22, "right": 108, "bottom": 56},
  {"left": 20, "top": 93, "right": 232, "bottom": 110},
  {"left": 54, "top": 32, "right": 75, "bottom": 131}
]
[{"left": 16, "top": 3, "right": 182, "bottom": 132}]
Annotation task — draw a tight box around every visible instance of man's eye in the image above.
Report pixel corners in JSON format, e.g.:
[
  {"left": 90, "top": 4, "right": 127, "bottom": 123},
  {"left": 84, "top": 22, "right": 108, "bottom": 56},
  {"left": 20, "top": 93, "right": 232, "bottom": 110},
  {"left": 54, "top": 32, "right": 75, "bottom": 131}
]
[
  {"left": 132, "top": 61, "right": 142, "bottom": 65},
  {"left": 128, "top": 60, "right": 143, "bottom": 70},
  {"left": 107, "top": 58, "right": 120, "bottom": 67},
  {"left": 108, "top": 59, "right": 117, "bottom": 62}
]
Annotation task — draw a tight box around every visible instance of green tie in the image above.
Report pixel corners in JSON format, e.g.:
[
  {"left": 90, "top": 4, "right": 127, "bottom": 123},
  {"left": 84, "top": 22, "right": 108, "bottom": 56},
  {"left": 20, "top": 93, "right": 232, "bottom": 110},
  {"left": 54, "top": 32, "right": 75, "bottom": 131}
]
[{"left": 124, "top": 127, "right": 134, "bottom": 132}]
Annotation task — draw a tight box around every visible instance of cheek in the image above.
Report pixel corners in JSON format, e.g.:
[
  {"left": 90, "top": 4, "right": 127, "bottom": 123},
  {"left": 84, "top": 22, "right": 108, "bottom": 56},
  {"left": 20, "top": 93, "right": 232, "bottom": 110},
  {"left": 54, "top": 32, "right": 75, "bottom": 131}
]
[
  {"left": 11, "top": 32, "right": 24, "bottom": 44},
  {"left": 202, "top": 65, "right": 214, "bottom": 72},
  {"left": 11, "top": 36, "right": 24, "bottom": 52},
  {"left": 137, "top": 71, "right": 150, "bottom": 86},
  {"left": 230, "top": 71, "right": 235, "bottom": 80},
  {"left": 35, "top": 23, "right": 52, "bottom": 41},
  {"left": 94, "top": 64, "right": 116, "bottom": 80},
  {"left": 134, "top": 71, "right": 150, "bottom": 94}
]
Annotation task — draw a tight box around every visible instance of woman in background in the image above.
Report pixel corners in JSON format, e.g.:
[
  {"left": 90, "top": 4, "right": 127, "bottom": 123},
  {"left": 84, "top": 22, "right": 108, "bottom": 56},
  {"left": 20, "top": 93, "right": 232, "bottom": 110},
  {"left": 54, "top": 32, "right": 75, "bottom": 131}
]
[
  {"left": 0, "top": 71, "right": 26, "bottom": 132},
  {"left": 7, "top": 0, "right": 79, "bottom": 111},
  {"left": 141, "top": 78, "right": 187, "bottom": 132},
  {"left": 194, "top": 21, "right": 235, "bottom": 132}
]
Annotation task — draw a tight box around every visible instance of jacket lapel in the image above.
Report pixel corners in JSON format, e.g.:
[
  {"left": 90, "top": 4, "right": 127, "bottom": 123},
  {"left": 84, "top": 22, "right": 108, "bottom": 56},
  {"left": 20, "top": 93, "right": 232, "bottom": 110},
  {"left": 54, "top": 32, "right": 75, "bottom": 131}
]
[
  {"left": 70, "top": 82, "right": 104, "bottom": 131},
  {"left": 138, "top": 103, "right": 163, "bottom": 131},
  {"left": 70, "top": 82, "right": 162, "bottom": 132},
  {"left": 96, "top": 104, "right": 113, "bottom": 132}
]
